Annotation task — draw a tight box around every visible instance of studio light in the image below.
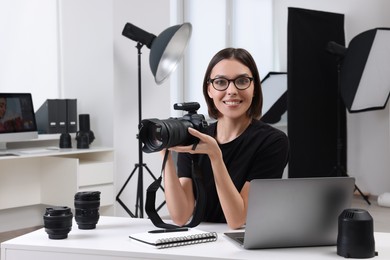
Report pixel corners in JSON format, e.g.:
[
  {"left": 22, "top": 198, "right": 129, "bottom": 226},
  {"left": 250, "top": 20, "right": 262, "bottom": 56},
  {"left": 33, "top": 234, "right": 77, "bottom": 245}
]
[
  {"left": 331, "top": 28, "right": 390, "bottom": 113},
  {"left": 122, "top": 23, "right": 192, "bottom": 84},
  {"left": 116, "top": 22, "right": 192, "bottom": 218},
  {"left": 327, "top": 27, "right": 390, "bottom": 205},
  {"left": 260, "top": 72, "right": 287, "bottom": 124}
]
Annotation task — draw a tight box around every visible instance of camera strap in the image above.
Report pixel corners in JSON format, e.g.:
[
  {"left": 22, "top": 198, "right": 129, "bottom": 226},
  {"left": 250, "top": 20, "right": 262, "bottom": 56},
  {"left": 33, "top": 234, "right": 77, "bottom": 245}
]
[{"left": 145, "top": 149, "right": 206, "bottom": 229}]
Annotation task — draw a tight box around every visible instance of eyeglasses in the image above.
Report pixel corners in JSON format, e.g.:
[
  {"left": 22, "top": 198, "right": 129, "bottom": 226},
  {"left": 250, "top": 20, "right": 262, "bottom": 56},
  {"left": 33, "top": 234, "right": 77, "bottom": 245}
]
[{"left": 208, "top": 76, "right": 254, "bottom": 91}]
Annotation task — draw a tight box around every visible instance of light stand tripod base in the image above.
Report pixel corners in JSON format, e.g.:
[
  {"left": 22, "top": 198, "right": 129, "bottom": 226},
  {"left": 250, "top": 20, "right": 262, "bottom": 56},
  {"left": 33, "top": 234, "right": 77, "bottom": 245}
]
[
  {"left": 333, "top": 165, "right": 371, "bottom": 205},
  {"left": 116, "top": 163, "right": 162, "bottom": 218},
  {"left": 116, "top": 42, "right": 157, "bottom": 219},
  {"left": 353, "top": 182, "right": 371, "bottom": 205}
]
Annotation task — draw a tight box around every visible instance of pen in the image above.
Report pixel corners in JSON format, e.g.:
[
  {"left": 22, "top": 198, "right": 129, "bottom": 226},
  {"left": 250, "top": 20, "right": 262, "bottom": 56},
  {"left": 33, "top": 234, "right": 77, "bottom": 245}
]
[{"left": 148, "top": 228, "right": 189, "bottom": 234}]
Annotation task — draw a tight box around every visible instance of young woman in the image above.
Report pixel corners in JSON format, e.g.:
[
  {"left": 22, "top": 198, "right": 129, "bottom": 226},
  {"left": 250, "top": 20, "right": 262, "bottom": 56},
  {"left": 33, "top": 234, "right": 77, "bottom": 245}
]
[{"left": 163, "top": 48, "right": 289, "bottom": 229}]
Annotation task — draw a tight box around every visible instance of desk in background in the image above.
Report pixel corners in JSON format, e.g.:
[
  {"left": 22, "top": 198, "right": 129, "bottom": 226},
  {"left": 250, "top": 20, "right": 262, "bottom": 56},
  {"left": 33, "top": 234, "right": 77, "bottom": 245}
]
[
  {"left": 1, "top": 216, "right": 390, "bottom": 260},
  {"left": 0, "top": 147, "right": 114, "bottom": 211}
]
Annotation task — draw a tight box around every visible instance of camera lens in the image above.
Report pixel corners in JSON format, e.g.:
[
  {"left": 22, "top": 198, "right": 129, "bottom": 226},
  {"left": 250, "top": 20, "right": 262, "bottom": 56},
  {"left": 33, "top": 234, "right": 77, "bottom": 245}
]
[
  {"left": 139, "top": 118, "right": 194, "bottom": 153},
  {"left": 43, "top": 206, "right": 73, "bottom": 239},
  {"left": 146, "top": 123, "right": 163, "bottom": 147},
  {"left": 76, "top": 132, "right": 89, "bottom": 149},
  {"left": 74, "top": 191, "right": 101, "bottom": 229}
]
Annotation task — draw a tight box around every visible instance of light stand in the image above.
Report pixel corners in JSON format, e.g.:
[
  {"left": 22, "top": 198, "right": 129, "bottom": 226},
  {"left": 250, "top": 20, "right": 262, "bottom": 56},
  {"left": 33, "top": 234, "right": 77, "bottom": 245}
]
[
  {"left": 116, "top": 23, "right": 192, "bottom": 218},
  {"left": 333, "top": 56, "right": 371, "bottom": 205},
  {"left": 116, "top": 43, "right": 156, "bottom": 218},
  {"left": 327, "top": 28, "right": 390, "bottom": 205}
]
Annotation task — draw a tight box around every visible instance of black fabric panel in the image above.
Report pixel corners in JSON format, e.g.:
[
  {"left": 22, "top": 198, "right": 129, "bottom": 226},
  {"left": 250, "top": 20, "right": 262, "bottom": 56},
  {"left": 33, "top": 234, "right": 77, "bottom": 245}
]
[{"left": 287, "top": 8, "right": 347, "bottom": 178}]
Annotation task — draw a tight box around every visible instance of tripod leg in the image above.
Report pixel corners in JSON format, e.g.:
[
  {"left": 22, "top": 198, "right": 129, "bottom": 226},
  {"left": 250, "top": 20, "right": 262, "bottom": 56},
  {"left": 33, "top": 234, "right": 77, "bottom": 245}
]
[
  {"left": 136, "top": 164, "right": 144, "bottom": 218},
  {"left": 117, "top": 163, "right": 166, "bottom": 218},
  {"left": 354, "top": 184, "right": 371, "bottom": 205},
  {"left": 331, "top": 164, "right": 371, "bottom": 205},
  {"left": 116, "top": 165, "right": 139, "bottom": 218}
]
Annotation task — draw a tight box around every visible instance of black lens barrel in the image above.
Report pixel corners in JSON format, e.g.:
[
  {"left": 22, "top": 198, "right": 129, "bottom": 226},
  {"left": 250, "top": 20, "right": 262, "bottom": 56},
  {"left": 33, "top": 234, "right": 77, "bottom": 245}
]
[
  {"left": 74, "top": 191, "right": 101, "bottom": 229},
  {"left": 43, "top": 206, "right": 73, "bottom": 239}
]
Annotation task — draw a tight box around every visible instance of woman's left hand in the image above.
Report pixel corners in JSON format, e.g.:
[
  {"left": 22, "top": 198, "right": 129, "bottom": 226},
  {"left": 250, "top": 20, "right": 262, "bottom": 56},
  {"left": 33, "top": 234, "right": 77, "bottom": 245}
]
[{"left": 168, "top": 128, "right": 221, "bottom": 159}]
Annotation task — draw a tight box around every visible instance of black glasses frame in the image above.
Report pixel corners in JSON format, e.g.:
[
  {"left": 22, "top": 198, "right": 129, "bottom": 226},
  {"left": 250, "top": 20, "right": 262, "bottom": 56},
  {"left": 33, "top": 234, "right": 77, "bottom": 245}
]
[{"left": 208, "top": 76, "right": 254, "bottom": 91}]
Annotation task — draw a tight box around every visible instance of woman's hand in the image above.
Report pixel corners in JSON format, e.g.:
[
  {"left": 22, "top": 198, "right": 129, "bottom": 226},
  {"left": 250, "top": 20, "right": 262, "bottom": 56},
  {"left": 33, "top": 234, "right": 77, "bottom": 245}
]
[{"left": 169, "top": 128, "right": 222, "bottom": 160}]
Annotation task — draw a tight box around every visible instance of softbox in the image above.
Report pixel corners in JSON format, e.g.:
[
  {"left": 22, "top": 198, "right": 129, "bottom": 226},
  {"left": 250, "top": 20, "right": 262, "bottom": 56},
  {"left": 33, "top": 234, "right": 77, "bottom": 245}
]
[
  {"left": 261, "top": 72, "right": 287, "bottom": 124},
  {"left": 340, "top": 28, "right": 390, "bottom": 113}
]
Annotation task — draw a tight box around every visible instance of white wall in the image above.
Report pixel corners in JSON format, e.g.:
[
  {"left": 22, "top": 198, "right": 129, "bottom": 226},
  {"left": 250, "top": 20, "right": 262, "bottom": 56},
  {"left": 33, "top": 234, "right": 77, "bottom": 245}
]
[
  {"left": 0, "top": 0, "right": 59, "bottom": 107},
  {"left": 0, "top": 0, "right": 114, "bottom": 147},
  {"left": 181, "top": 0, "right": 275, "bottom": 117},
  {"left": 182, "top": 0, "right": 228, "bottom": 116},
  {"left": 58, "top": 0, "right": 114, "bottom": 147}
]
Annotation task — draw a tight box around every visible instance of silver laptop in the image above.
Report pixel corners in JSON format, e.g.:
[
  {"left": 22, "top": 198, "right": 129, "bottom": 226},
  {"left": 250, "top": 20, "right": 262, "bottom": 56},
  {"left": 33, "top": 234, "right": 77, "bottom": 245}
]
[{"left": 225, "top": 177, "right": 355, "bottom": 249}]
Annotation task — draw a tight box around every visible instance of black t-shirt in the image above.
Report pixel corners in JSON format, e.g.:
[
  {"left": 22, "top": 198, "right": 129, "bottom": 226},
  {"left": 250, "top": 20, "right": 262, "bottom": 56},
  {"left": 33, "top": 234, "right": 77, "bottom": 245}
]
[{"left": 177, "top": 119, "right": 289, "bottom": 223}]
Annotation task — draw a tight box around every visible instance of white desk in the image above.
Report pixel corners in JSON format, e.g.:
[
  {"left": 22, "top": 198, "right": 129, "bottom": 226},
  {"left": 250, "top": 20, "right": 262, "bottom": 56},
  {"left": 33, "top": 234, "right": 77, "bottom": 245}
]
[{"left": 1, "top": 216, "right": 390, "bottom": 260}]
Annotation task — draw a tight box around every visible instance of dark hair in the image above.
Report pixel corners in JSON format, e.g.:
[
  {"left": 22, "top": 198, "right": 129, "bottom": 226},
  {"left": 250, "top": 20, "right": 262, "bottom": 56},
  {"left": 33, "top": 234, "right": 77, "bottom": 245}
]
[{"left": 202, "top": 48, "right": 263, "bottom": 119}]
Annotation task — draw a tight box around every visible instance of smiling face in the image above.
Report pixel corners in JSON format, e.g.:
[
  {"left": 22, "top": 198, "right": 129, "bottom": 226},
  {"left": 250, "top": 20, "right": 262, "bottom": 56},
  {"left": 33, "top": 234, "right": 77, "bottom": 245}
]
[
  {"left": 202, "top": 48, "right": 263, "bottom": 120},
  {"left": 207, "top": 59, "right": 254, "bottom": 120}
]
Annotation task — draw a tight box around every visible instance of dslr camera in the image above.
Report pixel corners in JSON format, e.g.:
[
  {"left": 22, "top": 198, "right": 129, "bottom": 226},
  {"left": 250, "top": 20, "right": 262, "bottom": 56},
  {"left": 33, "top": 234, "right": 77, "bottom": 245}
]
[{"left": 139, "top": 102, "right": 208, "bottom": 153}]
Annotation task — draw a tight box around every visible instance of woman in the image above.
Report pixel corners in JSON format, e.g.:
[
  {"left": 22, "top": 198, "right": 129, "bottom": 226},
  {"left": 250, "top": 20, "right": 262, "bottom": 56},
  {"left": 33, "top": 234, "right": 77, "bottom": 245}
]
[{"left": 163, "top": 48, "right": 289, "bottom": 229}]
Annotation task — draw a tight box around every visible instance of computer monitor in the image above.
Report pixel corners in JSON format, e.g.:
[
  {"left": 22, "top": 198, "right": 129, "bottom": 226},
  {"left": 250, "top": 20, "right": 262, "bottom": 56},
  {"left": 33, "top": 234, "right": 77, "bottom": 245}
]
[{"left": 0, "top": 93, "right": 38, "bottom": 150}]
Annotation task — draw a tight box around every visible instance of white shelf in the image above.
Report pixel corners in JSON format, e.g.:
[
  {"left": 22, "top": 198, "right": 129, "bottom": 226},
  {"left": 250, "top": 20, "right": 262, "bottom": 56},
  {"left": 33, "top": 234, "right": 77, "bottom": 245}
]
[{"left": 0, "top": 147, "right": 114, "bottom": 210}]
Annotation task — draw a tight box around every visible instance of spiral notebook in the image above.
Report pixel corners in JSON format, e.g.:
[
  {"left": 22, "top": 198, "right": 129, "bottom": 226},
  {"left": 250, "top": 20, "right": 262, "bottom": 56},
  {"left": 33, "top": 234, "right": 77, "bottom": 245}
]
[{"left": 129, "top": 229, "right": 218, "bottom": 249}]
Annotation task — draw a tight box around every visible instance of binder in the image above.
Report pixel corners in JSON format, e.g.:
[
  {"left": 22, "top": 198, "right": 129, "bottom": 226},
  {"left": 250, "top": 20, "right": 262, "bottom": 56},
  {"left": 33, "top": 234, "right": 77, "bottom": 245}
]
[
  {"left": 66, "top": 99, "right": 77, "bottom": 133},
  {"left": 57, "top": 99, "right": 67, "bottom": 134},
  {"left": 36, "top": 99, "right": 59, "bottom": 134},
  {"left": 35, "top": 99, "right": 77, "bottom": 134}
]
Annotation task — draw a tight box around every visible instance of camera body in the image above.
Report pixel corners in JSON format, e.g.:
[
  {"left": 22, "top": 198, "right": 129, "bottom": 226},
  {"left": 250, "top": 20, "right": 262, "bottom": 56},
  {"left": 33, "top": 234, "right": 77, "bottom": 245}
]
[{"left": 139, "top": 102, "right": 208, "bottom": 153}]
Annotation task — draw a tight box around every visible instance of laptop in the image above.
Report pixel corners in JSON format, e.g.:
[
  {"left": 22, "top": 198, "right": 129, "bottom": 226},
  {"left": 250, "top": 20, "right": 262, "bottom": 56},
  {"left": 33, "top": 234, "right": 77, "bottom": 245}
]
[{"left": 224, "top": 177, "right": 355, "bottom": 249}]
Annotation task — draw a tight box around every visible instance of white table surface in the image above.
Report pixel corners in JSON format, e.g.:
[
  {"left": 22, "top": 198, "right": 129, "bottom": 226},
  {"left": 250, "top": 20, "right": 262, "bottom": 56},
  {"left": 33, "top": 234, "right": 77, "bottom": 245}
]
[{"left": 1, "top": 216, "right": 389, "bottom": 260}]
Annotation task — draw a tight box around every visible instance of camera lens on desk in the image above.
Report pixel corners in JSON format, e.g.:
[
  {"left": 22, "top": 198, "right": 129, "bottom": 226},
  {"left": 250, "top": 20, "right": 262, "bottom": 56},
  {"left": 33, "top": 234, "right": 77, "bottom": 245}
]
[
  {"left": 74, "top": 191, "right": 101, "bottom": 229},
  {"left": 43, "top": 206, "right": 73, "bottom": 239}
]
